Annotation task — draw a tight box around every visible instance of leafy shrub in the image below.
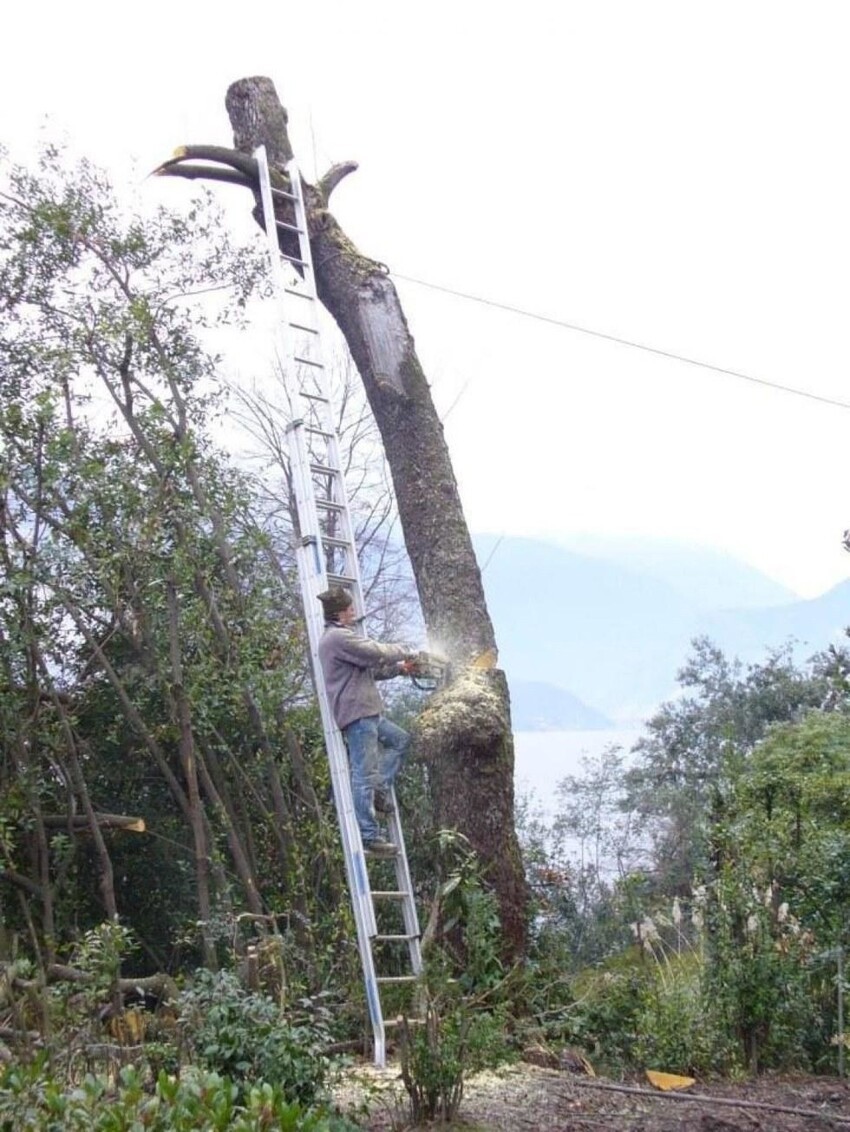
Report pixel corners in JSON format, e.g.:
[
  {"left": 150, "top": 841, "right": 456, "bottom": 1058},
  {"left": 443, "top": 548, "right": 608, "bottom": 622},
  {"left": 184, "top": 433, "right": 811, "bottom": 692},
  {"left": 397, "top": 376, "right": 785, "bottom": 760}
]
[
  {"left": 177, "top": 969, "right": 334, "bottom": 1107},
  {"left": 399, "top": 999, "right": 510, "bottom": 1124},
  {"left": 0, "top": 1059, "right": 355, "bottom": 1131},
  {"left": 633, "top": 957, "right": 735, "bottom": 1075},
  {"left": 701, "top": 868, "right": 819, "bottom": 1073},
  {"left": 562, "top": 963, "right": 650, "bottom": 1070}
]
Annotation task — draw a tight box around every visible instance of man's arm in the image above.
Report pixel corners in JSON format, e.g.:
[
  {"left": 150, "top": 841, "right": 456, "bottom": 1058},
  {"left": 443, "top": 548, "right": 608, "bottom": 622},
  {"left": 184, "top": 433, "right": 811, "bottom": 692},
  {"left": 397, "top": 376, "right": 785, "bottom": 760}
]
[{"left": 330, "top": 629, "right": 408, "bottom": 670}]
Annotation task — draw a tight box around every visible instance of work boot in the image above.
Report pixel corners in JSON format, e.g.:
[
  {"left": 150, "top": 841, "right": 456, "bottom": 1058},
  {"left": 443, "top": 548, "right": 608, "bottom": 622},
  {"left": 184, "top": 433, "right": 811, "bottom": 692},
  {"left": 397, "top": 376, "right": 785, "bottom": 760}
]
[
  {"left": 363, "top": 836, "right": 396, "bottom": 856},
  {"left": 374, "top": 790, "right": 393, "bottom": 814}
]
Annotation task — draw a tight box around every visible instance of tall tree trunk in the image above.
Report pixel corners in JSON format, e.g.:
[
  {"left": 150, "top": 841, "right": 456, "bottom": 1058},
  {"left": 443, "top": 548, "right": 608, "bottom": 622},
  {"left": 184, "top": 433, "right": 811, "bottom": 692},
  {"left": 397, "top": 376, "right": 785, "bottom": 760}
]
[
  {"left": 195, "top": 738, "right": 265, "bottom": 918},
  {"left": 183, "top": 76, "right": 527, "bottom": 957},
  {"left": 166, "top": 578, "right": 216, "bottom": 967}
]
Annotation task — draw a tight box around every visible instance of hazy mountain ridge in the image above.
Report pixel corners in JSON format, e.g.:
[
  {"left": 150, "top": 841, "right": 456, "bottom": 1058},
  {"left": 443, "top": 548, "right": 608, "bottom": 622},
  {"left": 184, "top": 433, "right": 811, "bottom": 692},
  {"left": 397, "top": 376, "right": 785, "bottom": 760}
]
[
  {"left": 556, "top": 534, "right": 799, "bottom": 610},
  {"left": 509, "top": 680, "right": 613, "bottom": 731},
  {"left": 705, "top": 579, "right": 850, "bottom": 658},
  {"left": 478, "top": 535, "right": 849, "bottom": 727}
]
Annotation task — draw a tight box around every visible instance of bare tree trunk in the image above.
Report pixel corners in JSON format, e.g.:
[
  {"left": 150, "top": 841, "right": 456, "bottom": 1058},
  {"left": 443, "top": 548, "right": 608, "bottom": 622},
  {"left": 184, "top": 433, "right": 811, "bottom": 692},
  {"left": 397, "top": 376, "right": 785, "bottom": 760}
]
[
  {"left": 166, "top": 578, "right": 215, "bottom": 967},
  {"left": 161, "top": 77, "right": 528, "bottom": 957},
  {"left": 31, "top": 647, "right": 119, "bottom": 921},
  {"left": 195, "top": 738, "right": 265, "bottom": 918}
]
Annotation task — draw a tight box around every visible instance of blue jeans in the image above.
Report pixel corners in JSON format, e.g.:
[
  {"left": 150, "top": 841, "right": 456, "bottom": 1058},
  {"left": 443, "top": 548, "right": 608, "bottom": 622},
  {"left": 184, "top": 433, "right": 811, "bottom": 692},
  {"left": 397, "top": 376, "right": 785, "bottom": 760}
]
[{"left": 343, "top": 715, "right": 410, "bottom": 843}]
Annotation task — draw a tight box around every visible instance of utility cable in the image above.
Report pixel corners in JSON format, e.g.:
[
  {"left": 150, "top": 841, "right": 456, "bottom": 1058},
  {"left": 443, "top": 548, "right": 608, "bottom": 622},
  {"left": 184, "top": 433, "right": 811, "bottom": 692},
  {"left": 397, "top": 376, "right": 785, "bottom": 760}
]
[
  {"left": 391, "top": 271, "right": 850, "bottom": 412},
  {"left": 479, "top": 534, "right": 505, "bottom": 575}
]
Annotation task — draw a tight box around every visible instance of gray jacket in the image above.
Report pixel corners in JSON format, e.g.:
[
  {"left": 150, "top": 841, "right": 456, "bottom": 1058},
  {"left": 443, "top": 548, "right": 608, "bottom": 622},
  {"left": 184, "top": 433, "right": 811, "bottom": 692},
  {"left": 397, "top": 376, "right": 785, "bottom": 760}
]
[{"left": 318, "top": 623, "right": 408, "bottom": 730}]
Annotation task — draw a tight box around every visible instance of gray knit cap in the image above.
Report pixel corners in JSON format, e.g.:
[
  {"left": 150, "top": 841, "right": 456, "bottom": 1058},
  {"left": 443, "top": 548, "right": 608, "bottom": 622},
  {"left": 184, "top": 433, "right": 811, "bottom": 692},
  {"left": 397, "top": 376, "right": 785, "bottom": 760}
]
[{"left": 317, "top": 587, "right": 354, "bottom": 620}]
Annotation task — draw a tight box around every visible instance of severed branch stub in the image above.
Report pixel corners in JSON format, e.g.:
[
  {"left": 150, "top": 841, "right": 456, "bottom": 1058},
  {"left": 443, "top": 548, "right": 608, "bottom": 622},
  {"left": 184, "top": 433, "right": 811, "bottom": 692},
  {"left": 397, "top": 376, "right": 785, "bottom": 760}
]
[
  {"left": 317, "top": 161, "right": 358, "bottom": 205},
  {"left": 40, "top": 812, "right": 146, "bottom": 833}
]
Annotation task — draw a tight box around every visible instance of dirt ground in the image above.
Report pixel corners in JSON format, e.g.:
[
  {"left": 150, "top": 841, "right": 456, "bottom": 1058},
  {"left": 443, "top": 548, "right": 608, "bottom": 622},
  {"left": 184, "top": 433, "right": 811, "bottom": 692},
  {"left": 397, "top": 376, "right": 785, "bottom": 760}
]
[{"left": 334, "top": 1060, "right": 850, "bottom": 1130}]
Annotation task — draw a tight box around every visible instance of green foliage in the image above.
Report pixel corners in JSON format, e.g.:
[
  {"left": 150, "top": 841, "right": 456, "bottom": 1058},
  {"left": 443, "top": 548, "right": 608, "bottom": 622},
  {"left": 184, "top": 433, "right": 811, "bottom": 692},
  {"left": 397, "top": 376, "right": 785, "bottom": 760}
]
[
  {"left": 543, "top": 941, "right": 733, "bottom": 1075},
  {"left": 699, "top": 865, "right": 818, "bottom": 1072},
  {"left": 29, "top": 922, "right": 142, "bottom": 1051},
  {"left": 734, "top": 711, "right": 850, "bottom": 943},
  {"left": 531, "top": 638, "right": 850, "bottom": 1076},
  {"left": 0, "top": 1058, "right": 355, "bottom": 1131},
  {"left": 0, "top": 141, "right": 337, "bottom": 976},
  {"left": 399, "top": 998, "right": 510, "bottom": 1124},
  {"left": 633, "top": 958, "right": 721, "bottom": 1073},
  {"left": 692, "top": 710, "right": 850, "bottom": 1072},
  {"left": 389, "top": 838, "right": 514, "bottom": 1124},
  {"left": 561, "top": 960, "right": 651, "bottom": 1070},
  {"left": 529, "top": 864, "right": 839, "bottom": 1076},
  {"left": 542, "top": 869, "right": 833, "bottom": 1077},
  {"left": 69, "top": 922, "right": 138, "bottom": 994},
  {"left": 177, "top": 969, "right": 334, "bottom": 1107},
  {"left": 519, "top": 746, "right": 642, "bottom": 971},
  {"left": 624, "top": 637, "right": 845, "bottom": 893}
]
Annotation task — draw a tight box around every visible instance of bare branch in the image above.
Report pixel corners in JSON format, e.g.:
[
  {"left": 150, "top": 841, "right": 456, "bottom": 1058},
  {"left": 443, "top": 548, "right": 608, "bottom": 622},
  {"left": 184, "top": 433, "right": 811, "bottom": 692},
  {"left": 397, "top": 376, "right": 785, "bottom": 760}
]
[
  {"left": 152, "top": 145, "right": 260, "bottom": 183},
  {"left": 317, "top": 161, "right": 358, "bottom": 204}
]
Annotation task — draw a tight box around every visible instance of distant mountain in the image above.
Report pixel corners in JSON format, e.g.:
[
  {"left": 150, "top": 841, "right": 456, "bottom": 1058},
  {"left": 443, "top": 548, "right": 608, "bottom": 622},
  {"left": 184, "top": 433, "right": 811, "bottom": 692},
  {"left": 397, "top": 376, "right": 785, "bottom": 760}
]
[
  {"left": 477, "top": 535, "right": 699, "bottom": 721},
  {"left": 475, "top": 534, "right": 849, "bottom": 726},
  {"left": 557, "top": 534, "right": 798, "bottom": 610},
  {"left": 705, "top": 579, "right": 850, "bottom": 660},
  {"left": 509, "top": 680, "right": 613, "bottom": 731}
]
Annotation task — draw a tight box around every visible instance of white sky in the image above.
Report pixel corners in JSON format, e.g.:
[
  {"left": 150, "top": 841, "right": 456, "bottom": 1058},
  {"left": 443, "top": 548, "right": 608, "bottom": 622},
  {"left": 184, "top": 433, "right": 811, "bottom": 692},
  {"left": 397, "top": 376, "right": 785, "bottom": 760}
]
[{"left": 4, "top": 1, "right": 850, "bottom": 598}]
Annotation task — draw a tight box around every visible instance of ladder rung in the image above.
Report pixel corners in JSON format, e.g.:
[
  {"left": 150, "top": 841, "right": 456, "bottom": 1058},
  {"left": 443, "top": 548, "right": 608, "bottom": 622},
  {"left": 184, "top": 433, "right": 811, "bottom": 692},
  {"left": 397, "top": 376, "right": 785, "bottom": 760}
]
[
  {"left": 284, "top": 287, "right": 314, "bottom": 300},
  {"left": 305, "top": 426, "right": 334, "bottom": 439},
  {"left": 385, "top": 1017, "right": 427, "bottom": 1027},
  {"left": 327, "top": 573, "right": 357, "bottom": 587},
  {"left": 376, "top": 976, "right": 418, "bottom": 985},
  {"left": 301, "top": 391, "right": 328, "bottom": 402},
  {"left": 294, "top": 356, "right": 324, "bottom": 369},
  {"left": 281, "top": 252, "right": 311, "bottom": 269},
  {"left": 316, "top": 499, "right": 345, "bottom": 511},
  {"left": 374, "top": 934, "right": 419, "bottom": 942},
  {"left": 322, "top": 536, "right": 354, "bottom": 550},
  {"left": 270, "top": 185, "right": 297, "bottom": 201},
  {"left": 275, "top": 219, "right": 304, "bottom": 234},
  {"left": 289, "top": 322, "right": 318, "bottom": 335},
  {"left": 371, "top": 891, "right": 410, "bottom": 900},
  {"left": 310, "top": 463, "right": 340, "bottom": 477}
]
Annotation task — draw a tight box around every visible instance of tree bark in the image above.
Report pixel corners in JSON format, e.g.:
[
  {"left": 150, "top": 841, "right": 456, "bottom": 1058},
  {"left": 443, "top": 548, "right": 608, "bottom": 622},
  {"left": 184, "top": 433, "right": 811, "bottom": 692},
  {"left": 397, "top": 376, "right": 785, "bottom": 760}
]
[
  {"left": 166, "top": 577, "right": 215, "bottom": 967},
  {"left": 161, "top": 76, "right": 528, "bottom": 958}
]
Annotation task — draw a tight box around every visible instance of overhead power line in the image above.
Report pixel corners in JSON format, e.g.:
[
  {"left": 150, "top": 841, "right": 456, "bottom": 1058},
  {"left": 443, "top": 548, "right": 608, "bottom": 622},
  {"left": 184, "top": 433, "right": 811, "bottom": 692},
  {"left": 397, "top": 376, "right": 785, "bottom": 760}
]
[{"left": 390, "top": 271, "right": 850, "bottom": 412}]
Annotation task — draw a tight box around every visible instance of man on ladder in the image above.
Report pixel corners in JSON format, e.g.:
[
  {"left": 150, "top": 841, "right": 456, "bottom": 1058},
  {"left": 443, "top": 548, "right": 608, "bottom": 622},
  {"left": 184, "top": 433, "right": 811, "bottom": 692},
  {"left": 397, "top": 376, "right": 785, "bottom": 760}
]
[{"left": 317, "top": 587, "right": 416, "bottom": 855}]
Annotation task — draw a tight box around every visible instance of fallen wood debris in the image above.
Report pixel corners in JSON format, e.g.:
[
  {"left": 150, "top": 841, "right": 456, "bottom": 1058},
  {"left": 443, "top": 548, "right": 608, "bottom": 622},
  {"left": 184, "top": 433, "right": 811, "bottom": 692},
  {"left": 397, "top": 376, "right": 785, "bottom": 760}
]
[{"left": 568, "top": 1077, "right": 850, "bottom": 1125}]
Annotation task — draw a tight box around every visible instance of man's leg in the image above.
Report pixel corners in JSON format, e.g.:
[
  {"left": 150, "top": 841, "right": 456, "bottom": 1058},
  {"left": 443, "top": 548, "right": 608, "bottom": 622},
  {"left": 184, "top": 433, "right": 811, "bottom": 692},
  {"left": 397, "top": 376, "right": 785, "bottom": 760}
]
[
  {"left": 376, "top": 717, "right": 411, "bottom": 790},
  {"left": 343, "top": 716, "right": 382, "bottom": 843}
]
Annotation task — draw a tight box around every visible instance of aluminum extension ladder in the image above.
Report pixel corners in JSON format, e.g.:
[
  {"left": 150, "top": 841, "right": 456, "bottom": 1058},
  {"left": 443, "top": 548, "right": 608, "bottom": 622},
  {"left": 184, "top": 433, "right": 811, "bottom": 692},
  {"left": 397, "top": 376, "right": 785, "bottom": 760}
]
[{"left": 254, "top": 146, "right": 423, "bottom": 1067}]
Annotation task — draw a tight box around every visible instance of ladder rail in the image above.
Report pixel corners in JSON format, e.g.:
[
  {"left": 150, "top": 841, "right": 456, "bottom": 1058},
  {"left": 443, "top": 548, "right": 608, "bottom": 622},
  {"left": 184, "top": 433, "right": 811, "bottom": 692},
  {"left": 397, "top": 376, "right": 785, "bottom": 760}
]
[{"left": 255, "top": 146, "right": 422, "bottom": 1068}]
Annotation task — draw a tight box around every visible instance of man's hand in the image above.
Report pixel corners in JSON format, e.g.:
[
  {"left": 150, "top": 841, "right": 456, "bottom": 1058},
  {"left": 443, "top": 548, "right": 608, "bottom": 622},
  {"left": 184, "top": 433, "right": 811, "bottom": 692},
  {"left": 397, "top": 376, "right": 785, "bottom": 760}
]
[{"left": 398, "top": 655, "right": 420, "bottom": 676}]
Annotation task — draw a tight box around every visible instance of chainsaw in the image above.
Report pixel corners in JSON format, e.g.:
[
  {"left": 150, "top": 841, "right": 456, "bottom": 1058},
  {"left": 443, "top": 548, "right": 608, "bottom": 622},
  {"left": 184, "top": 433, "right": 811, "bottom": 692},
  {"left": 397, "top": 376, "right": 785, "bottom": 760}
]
[{"left": 400, "top": 650, "right": 451, "bottom": 691}]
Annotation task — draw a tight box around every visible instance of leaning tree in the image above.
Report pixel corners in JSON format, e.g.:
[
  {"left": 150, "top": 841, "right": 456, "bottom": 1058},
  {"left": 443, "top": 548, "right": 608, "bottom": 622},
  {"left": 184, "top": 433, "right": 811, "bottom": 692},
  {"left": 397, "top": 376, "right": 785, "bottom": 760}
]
[{"left": 156, "top": 76, "right": 528, "bottom": 958}]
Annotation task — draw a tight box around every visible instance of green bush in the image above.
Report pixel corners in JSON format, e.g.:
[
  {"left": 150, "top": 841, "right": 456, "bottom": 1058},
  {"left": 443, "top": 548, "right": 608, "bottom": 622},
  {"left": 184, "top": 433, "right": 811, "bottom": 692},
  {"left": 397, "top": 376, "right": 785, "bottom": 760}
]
[
  {"left": 700, "top": 868, "right": 819, "bottom": 1073},
  {"left": 399, "top": 1000, "right": 510, "bottom": 1124},
  {"left": 562, "top": 963, "right": 650, "bottom": 1070},
  {"left": 0, "top": 1060, "right": 355, "bottom": 1131},
  {"left": 633, "top": 958, "right": 735, "bottom": 1075},
  {"left": 177, "top": 969, "right": 334, "bottom": 1107}
]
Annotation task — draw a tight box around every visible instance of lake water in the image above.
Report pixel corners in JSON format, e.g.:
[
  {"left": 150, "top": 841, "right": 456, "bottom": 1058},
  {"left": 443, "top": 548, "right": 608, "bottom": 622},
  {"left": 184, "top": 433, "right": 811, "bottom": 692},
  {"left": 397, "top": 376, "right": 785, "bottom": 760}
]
[{"left": 513, "top": 728, "right": 642, "bottom": 812}]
